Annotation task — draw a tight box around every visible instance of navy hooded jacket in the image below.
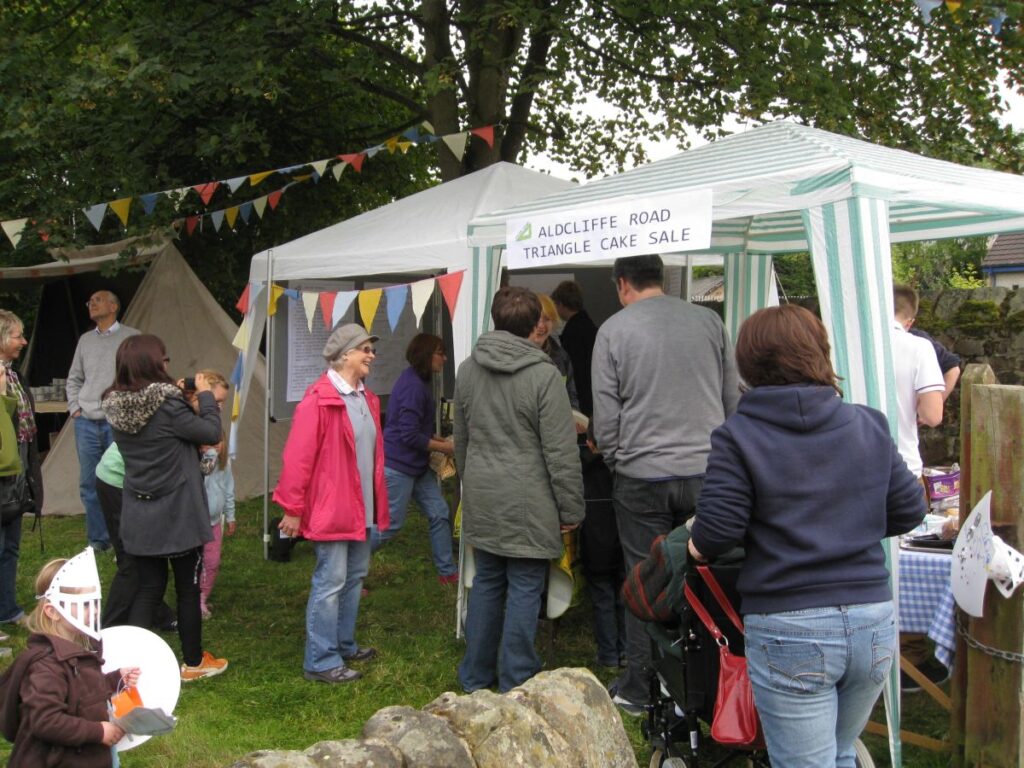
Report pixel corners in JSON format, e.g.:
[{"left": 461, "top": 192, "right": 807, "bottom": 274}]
[{"left": 690, "top": 384, "right": 926, "bottom": 615}]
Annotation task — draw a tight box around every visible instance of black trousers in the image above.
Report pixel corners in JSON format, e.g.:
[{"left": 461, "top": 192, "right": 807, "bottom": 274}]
[
  {"left": 131, "top": 548, "right": 204, "bottom": 667},
  {"left": 96, "top": 478, "right": 175, "bottom": 629}
]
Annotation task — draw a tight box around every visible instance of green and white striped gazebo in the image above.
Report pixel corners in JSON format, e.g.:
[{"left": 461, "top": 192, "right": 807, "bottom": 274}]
[{"left": 466, "top": 120, "right": 1024, "bottom": 765}]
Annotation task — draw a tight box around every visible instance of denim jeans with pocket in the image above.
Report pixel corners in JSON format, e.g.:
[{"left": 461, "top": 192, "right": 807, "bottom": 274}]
[
  {"left": 74, "top": 416, "right": 113, "bottom": 547},
  {"left": 372, "top": 467, "right": 456, "bottom": 577},
  {"left": 458, "top": 547, "right": 548, "bottom": 693},
  {"left": 744, "top": 601, "right": 896, "bottom": 768},
  {"left": 304, "top": 538, "right": 371, "bottom": 673}
]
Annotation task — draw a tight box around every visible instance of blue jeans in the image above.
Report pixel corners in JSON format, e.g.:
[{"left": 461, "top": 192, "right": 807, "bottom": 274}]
[
  {"left": 612, "top": 473, "right": 703, "bottom": 703},
  {"left": 0, "top": 513, "right": 23, "bottom": 622},
  {"left": 74, "top": 417, "right": 113, "bottom": 547},
  {"left": 745, "top": 601, "right": 896, "bottom": 768},
  {"left": 304, "top": 539, "right": 371, "bottom": 673},
  {"left": 458, "top": 548, "right": 547, "bottom": 693},
  {"left": 372, "top": 467, "right": 456, "bottom": 577}
]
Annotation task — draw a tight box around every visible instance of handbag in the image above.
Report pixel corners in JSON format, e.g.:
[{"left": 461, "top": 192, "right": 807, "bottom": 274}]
[
  {"left": 683, "top": 565, "right": 764, "bottom": 748},
  {"left": 0, "top": 473, "right": 30, "bottom": 525}
]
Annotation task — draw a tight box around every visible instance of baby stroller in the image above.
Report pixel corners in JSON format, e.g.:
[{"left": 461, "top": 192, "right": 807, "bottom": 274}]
[{"left": 626, "top": 532, "right": 876, "bottom": 768}]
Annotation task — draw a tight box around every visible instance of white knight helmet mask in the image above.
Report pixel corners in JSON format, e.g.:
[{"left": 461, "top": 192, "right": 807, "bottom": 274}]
[{"left": 44, "top": 547, "right": 102, "bottom": 639}]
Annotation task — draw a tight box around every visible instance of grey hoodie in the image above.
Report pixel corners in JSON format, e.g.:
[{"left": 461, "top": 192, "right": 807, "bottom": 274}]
[{"left": 454, "top": 331, "right": 584, "bottom": 560}]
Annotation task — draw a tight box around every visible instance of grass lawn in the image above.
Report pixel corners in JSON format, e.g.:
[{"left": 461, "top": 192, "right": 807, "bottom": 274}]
[{"left": 1, "top": 500, "right": 954, "bottom": 767}]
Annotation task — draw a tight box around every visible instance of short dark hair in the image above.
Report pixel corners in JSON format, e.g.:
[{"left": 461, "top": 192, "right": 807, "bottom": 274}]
[
  {"left": 490, "top": 286, "right": 541, "bottom": 338},
  {"left": 406, "top": 333, "right": 444, "bottom": 380},
  {"left": 550, "top": 281, "right": 584, "bottom": 312},
  {"left": 107, "top": 334, "right": 174, "bottom": 394},
  {"left": 893, "top": 284, "right": 919, "bottom": 320},
  {"left": 736, "top": 305, "right": 842, "bottom": 395},
  {"left": 613, "top": 255, "right": 663, "bottom": 290}
]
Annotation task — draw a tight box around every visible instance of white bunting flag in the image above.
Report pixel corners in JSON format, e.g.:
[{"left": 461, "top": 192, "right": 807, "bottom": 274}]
[
  {"left": 441, "top": 132, "right": 469, "bottom": 161},
  {"left": 332, "top": 290, "right": 358, "bottom": 328},
  {"left": 1, "top": 219, "right": 28, "bottom": 248},
  {"left": 310, "top": 159, "right": 330, "bottom": 178},
  {"left": 331, "top": 162, "right": 347, "bottom": 181},
  {"left": 226, "top": 176, "right": 248, "bottom": 193},
  {"left": 210, "top": 210, "right": 225, "bottom": 232},
  {"left": 302, "top": 292, "right": 319, "bottom": 332},
  {"left": 253, "top": 196, "right": 268, "bottom": 219},
  {"left": 83, "top": 204, "right": 108, "bottom": 231},
  {"left": 410, "top": 279, "right": 434, "bottom": 326}
]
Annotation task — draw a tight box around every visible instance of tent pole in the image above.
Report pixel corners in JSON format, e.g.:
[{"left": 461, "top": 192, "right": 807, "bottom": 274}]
[{"left": 263, "top": 249, "right": 274, "bottom": 561}]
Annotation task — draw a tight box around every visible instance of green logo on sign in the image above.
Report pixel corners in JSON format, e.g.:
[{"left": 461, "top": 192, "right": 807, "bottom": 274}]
[{"left": 515, "top": 222, "right": 532, "bottom": 241}]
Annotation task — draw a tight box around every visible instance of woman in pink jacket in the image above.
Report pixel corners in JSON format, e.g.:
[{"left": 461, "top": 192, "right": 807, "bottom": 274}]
[{"left": 274, "top": 324, "right": 389, "bottom": 684}]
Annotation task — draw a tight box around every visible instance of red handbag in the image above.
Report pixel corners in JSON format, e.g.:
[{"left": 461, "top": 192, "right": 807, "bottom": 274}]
[{"left": 683, "top": 565, "right": 765, "bottom": 749}]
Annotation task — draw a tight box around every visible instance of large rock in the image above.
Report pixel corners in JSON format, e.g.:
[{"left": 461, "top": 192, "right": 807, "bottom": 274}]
[
  {"left": 228, "top": 751, "right": 317, "bottom": 768},
  {"left": 424, "top": 688, "right": 578, "bottom": 768},
  {"left": 363, "top": 705, "right": 475, "bottom": 767},
  {"left": 304, "top": 738, "right": 404, "bottom": 767},
  {"left": 507, "top": 668, "right": 638, "bottom": 768}
]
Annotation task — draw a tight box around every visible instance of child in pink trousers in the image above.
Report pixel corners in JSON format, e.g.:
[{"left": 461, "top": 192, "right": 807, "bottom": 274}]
[{"left": 200, "top": 437, "right": 235, "bottom": 619}]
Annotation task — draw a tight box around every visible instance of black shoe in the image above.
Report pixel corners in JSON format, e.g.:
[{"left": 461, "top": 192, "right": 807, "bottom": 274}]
[
  {"left": 343, "top": 647, "right": 377, "bottom": 663},
  {"left": 304, "top": 666, "right": 362, "bottom": 684},
  {"left": 156, "top": 620, "right": 178, "bottom": 633},
  {"left": 901, "top": 659, "right": 950, "bottom": 692}
]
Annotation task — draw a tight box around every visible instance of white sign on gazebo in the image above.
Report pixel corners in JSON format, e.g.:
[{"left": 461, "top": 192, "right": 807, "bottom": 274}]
[{"left": 504, "top": 188, "right": 712, "bottom": 269}]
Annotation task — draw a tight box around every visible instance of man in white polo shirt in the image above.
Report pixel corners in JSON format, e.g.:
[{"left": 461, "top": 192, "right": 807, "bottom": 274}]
[
  {"left": 892, "top": 284, "right": 944, "bottom": 478},
  {"left": 66, "top": 290, "right": 139, "bottom": 551}
]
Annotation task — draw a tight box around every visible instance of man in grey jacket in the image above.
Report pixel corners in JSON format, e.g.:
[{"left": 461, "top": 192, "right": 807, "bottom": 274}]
[
  {"left": 592, "top": 254, "right": 739, "bottom": 714},
  {"left": 66, "top": 290, "right": 139, "bottom": 551},
  {"left": 454, "top": 286, "right": 584, "bottom": 693}
]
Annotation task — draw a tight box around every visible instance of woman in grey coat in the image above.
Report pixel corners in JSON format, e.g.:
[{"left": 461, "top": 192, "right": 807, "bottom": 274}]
[
  {"left": 455, "top": 287, "right": 584, "bottom": 693},
  {"left": 102, "top": 334, "right": 228, "bottom": 681}
]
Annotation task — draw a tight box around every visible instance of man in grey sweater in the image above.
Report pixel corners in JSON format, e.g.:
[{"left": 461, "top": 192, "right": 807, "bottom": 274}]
[
  {"left": 66, "top": 290, "right": 139, "bottom": 550},
  {"left": 592, "top": 254, "right": 739, "bottom": 714}
]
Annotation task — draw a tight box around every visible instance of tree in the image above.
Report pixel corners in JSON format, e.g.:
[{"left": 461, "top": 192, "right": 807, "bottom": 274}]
[{"left": 332, "top": 0, "right": 1024, "bottom": 179}]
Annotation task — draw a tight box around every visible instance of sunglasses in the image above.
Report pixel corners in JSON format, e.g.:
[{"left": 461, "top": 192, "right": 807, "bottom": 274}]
[{"left": 352, "top": 345, "right": 376, "bottom": 355}]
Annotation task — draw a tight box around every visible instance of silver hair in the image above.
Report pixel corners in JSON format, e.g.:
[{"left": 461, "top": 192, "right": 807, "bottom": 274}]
[{"left": 0, "top": 310, "right": 23, "bottom": 350}]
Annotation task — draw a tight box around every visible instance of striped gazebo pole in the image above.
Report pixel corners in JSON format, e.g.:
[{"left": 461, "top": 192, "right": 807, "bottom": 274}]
[
  {"left": 722, "top": 252, "right": 780, "bottom": 344},
  {"left": 803, "top": 196, "right": 903, "bottom": 767}
]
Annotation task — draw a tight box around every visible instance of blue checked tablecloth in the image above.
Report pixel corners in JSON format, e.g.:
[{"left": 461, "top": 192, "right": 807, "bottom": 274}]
[{"left": 898, "top": 548, "right": 955, "bottom": 669}]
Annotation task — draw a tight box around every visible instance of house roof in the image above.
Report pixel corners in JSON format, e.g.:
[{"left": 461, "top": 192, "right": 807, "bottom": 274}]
[{"left": 983, "top": 231, "right": 1024, "bottom": 268}]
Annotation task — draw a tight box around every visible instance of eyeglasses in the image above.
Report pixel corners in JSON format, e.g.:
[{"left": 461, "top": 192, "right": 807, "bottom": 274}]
[
  {"left": 162, "top": 357, "right": 170, "bottom": 364},
  {"left": 433, "top": 350, "right": 447, "bottom": 357},
  {"left": 354, "top": 345, "right": 376, "bottom": 355}
]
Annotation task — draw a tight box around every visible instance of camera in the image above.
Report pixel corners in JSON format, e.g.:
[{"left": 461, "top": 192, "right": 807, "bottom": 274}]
[{"left": 183, "top": 377, "right": 196, "bottom": 390}]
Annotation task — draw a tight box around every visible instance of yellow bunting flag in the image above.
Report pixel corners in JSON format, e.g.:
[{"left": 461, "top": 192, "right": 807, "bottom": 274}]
[
  {"left": 232, "top": 390, "right": 240, "bottom": 421},
  {"left": 331, "top": 162, "right": 347, "bottom": 181},
  {"left": 267, "top": 284, "right": 287, "bottom": 317},
  {"left": 385, "top": 136, "right": 400, "bottom": 154},
  {"left": 357, "top": 288, "right": 383, "bottom": 333},
  {"left": 249, "top": 171, "right": 274, "bottom": 187},
  {"left": 109, "top": 198, "right": 132, "bottom": 227},
  {"left": 225, "top": 206, "right": 240, "bottom": 230},
  {"left": 397, "top": 140, "right": 413, "bottom": 154},
  {"left": 310, "top": 159, "right": 330, "bottom": 178}
]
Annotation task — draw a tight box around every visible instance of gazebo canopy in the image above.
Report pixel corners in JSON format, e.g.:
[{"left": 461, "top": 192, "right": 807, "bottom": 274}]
[{"left": 466, "top": 121, "right": 1024, "bottom": 766}]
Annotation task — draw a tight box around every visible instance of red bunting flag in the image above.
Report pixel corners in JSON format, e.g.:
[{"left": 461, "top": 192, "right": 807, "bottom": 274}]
[
  {"left": 319, "top": 291, "right": 338, "bottom": 329},
  {"left": 193, "top": 182, "right": 220, "bottom": 206},
  {"left": 436, "top": 270, "right": 465, "bottom": 320},
  {"left": 470, "top": 125, "right": 495, "bottom": 148},
  {"left": 186, "top": 216, "right": 200, "bottom": 236},
  {"left": 267, "top": 190, "right": 283, "bottom": 210},
  {"left": 235, "top": 283, "right": 251, "bottom": 314},
  {"left": 338, "top": 153, "right": 366, "bottom": 173}
]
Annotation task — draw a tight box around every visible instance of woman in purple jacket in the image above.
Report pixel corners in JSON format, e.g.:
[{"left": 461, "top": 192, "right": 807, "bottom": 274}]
[{"left": 371, "top": 334, "right": 458, "bottom": 584}]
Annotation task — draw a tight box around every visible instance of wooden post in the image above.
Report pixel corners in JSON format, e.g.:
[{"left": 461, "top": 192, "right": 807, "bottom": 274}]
[{"left": 951, "top": 364, "right": 1024, "bottom": 767}]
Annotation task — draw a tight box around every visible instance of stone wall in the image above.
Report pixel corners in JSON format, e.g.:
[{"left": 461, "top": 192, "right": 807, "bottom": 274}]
[
  {"left": 916, "top": 286, "right": 1024, "bottom": 467},
  {"left": 227, "top": 667, "right": 639, "bottom": 768}
]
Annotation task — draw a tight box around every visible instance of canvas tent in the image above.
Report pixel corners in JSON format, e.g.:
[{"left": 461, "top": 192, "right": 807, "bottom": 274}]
[
  {"left": 0, "top": 236, "right": 287, "bottom": 515},
  {"left": 466, "top": 120, "right": 1024, "bottom": 765}
]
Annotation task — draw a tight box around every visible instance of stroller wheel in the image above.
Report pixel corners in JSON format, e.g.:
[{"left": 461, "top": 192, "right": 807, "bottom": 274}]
[
  {"left": 649, "top": 749, "right": 688, "bottom": 768},
  {"left": 853, "top": 737, "right": 876, "bottom": 768}
]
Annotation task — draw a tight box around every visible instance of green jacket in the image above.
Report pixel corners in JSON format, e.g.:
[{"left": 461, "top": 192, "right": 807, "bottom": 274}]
[
  {"left": 454, "top": 331, "right": 584, "bottom": 560},
  {"left": 0, "top": 394, "right": 22, "bottom": 477}
]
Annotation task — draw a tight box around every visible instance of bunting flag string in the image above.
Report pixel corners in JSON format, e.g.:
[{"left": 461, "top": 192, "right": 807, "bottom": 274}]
[
  {"left": 2, "top": 123, "right": 496, "bottom": 248},
  {"left": 240, "top": 270, "right": 467, "bottom": 336}
]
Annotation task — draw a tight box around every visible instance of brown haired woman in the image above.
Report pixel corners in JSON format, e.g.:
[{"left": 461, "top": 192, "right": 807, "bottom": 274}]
[
  {"left": 101, "top": 334, "right": 228, "bottom": 681},
  {"left": 371, "top": 333, "right": 457, "bottom": 583},
  {"left": 688, "top": 304, "right": 926, "bottom": 766}
]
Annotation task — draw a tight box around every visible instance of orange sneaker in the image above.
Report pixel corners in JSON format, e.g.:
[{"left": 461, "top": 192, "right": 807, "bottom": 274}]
[{"left": 180, "top": 651, "right": 229, "bottom": 682}]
